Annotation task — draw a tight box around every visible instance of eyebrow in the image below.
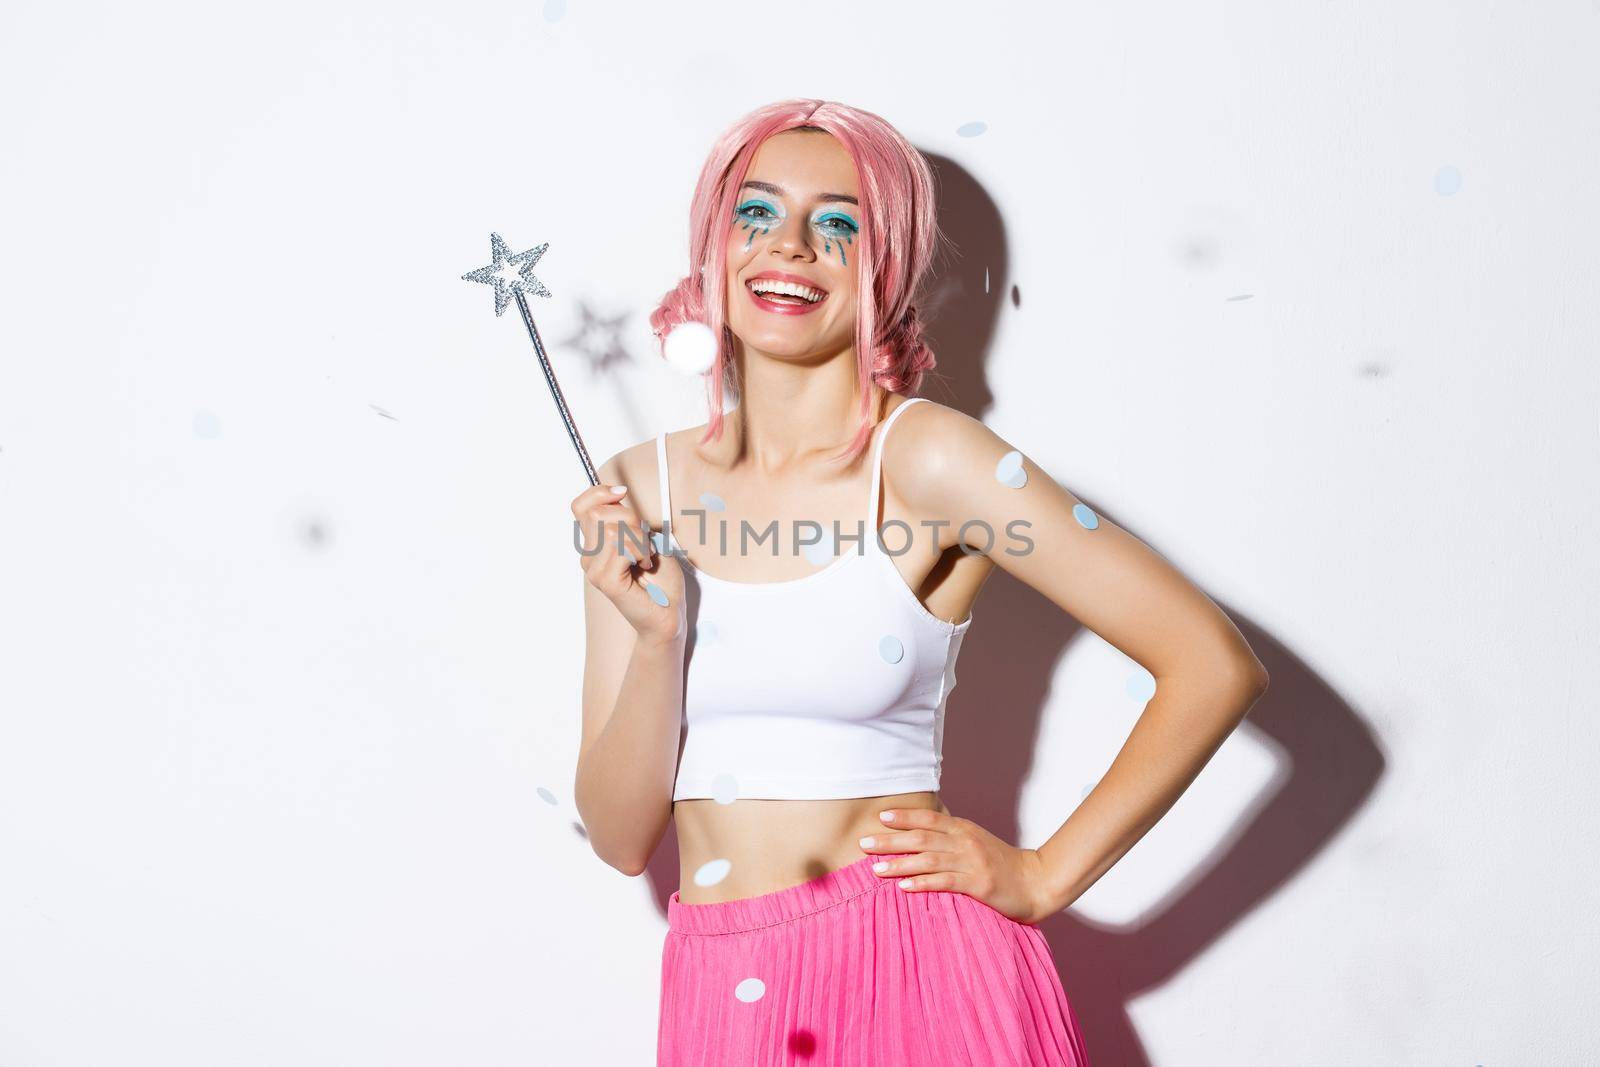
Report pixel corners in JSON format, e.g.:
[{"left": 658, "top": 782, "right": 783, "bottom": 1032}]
[{"left": 740, "top": 180, "right": 859, "bottom": 207}]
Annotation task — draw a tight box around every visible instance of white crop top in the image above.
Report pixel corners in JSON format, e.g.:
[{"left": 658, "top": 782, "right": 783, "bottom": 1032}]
[{"left": 657, "top": 396, "right": 974, "bottom": 802}]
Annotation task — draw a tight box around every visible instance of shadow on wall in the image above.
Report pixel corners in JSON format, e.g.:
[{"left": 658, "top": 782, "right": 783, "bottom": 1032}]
[{"left": 638, "top": 149, "right": 1386, "bottom": 1067}]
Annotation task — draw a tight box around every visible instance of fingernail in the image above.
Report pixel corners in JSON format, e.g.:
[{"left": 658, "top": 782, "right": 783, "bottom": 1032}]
[
  {"left": 610, "top": 485, "right": 628, "bottom": 494},
  {"left": 872, "top": 861, "right": 889, "bottom": 874},
  {"left": 858, "top": 836, "right": 875, "bottom": 849}
]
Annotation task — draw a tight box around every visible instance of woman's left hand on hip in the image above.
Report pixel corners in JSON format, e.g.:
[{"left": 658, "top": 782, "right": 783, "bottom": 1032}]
[{"left": 860, "top": 808, "right": 1058, "bottom": 925}]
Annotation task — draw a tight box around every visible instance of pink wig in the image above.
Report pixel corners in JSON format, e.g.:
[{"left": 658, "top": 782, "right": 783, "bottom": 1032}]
[{"left": 648, "top": 98, "right": 944, "bottom": 466}]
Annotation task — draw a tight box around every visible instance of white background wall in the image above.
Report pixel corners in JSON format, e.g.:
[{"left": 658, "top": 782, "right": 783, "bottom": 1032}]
[{"left": 3, "top": 1, "right": 1595, "bottom": 1064}]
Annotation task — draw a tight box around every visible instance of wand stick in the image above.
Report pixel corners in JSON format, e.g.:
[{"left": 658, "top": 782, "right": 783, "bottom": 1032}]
[{"left": 462, "top": 232, "right": 599, "bottom": 485}]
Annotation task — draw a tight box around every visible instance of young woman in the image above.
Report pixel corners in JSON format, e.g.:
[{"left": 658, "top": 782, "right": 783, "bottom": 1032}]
[{"left": 570, "top": 99, "right": 1269, "bottom": 1066}]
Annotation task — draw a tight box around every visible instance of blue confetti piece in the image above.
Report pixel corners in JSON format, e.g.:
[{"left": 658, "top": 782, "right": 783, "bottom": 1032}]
[
  {"left": 995, "top": 450, "right": 1027, "bottom": 488},
  {"left": 193, "top": 411, "right": 221, "bottom": 439},
  {"left": 1434, "top": 165, "right": 1462, "bottom": 196},
  {"left": 802, "top": 531, "right": 838, "bottom": 566},
  {"left": 543, "top": 0, "right": 566, "bottom": 21},
  {"left": 701, "top": 492, "right": 727, "bottom": 512},
  {"left": 646, "top": 581, "right": 670, "bottom": 607},
  {"left": 879, "top": 635, "right": 905, "bottom": 663},
  {"left": 1073, "top": 503, "right": 1099, "bottom": 530},
  {"left": 536, "top": 786, "right": 558, "bottom": 805},
  {"left": 956, "top": 121, "right": 987, "bottom": 138},
  {"left": 693, "top": 858, "right": 732, "bottom": 887},
  {"left": 1125, "top": 669, "right": 1157, "bottom": 702}
]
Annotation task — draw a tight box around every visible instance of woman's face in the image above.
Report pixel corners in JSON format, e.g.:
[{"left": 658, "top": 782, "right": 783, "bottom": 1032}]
[{"left": 724, "top": 129, "right": 861, "bottom": 363}]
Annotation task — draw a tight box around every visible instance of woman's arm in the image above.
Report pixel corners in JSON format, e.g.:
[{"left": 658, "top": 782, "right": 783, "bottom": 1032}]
[
  {"left": 573, "top": 453, "right": 685, "bottom": 877},
  {"left": 887, "top": 402, "right": 1270, "bottom": 912}
]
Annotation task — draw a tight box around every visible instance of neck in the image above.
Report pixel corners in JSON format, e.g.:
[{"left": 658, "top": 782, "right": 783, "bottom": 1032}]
[{"left": 729, "top": 342, "right": 884, "bottom": 473}]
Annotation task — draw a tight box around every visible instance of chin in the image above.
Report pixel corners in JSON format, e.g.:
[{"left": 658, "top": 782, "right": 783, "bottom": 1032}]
[
  {"left": 724, "top": 304, "right": 856, "bottom": 358},
  {"left": 742, "top": 335, "right": 823, "bottom": 360}
]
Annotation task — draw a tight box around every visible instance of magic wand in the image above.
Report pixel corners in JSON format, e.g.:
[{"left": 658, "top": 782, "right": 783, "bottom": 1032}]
[{"left": 461, "top": 232, "right": 599, "bottom": 485}]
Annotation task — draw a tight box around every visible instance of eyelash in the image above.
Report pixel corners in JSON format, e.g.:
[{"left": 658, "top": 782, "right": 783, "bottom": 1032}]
[
  {"left": 736, "top": 203, "right": 859, "bottom": 237},
  {"left": 817, "top": 213, "right": 859, "bottom": 237}
]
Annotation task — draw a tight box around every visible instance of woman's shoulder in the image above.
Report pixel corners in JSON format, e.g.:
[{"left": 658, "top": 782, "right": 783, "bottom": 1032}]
[
  {"left": 596, "top": 422, "right": 711, "bottom": 524},
  {"left": 880, "top": 397, "right": 1012, "bottom": 496},
  {"left": 599, "top": 420, "right": 701, "bottom": 471},
  {"left": 883, "top": 396, "right": 985, "bottom": 455}
]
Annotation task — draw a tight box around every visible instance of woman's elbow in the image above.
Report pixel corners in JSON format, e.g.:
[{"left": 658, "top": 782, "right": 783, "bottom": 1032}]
[
  {"left": 593, "top": 842, "right": 648, "bottom": 877},
  {"left": 1184, "top": 649, "right": 1269, "bottom": 709},
  {"left": 1241, "top": 659, "right": 1270, "bottom": 694},
  {"left": 574, "top": 787, "right": 655, "bottom": 877},
  {"left": 1206, "top": 635, "right": 1269, "bottom": 697},
  {"left": 614, "top": 854, "right": 649, "bottom": 878},
  {"left": 1227, "top": 657, "right": 1270, "bottom": 717},
  {"left": 578, "top": 820, "right": 651, "bottom": 878}
]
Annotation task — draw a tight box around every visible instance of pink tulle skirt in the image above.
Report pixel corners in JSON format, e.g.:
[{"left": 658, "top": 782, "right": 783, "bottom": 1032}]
[{"left": 659, "top": 851, "right": 1092, "bottom": 1065}]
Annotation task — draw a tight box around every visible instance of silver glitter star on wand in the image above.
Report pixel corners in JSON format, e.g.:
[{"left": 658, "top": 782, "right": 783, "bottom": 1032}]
[{"left": 461, "top": 232, "right": 552, "bottom": 316}]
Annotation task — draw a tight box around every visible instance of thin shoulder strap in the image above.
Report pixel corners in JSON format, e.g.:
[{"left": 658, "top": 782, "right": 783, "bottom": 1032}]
[
  {"left": 865, "top": 396, "right": 930, "bottom": 546},
  {"left": 655, "top": 432, "right": 674, "bottom": 542}
]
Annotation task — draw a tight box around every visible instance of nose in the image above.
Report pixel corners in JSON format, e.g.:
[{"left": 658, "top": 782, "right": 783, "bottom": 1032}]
[{"left": 766, "top": 212, "right": 817, "bottom": 262}]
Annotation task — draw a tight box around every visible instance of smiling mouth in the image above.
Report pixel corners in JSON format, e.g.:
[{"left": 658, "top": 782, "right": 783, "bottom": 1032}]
[{"left": 745, "top": 280, "right": 828, "bottom": 306}]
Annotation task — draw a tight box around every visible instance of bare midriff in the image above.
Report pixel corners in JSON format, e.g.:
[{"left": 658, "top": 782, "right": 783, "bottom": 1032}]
[{"left": 673, "top": 790, "right": 949, "bottom": 904}]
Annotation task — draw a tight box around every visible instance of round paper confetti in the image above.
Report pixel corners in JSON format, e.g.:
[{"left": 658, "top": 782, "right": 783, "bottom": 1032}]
[
  {"left": 701, "top": 492, "right": 726, "bottom": 512},
  {"left": 878, "top": 635, "right": 905, "bottom": 663},
  {"left": 802, "top": 530, "right": 838, "bottom": 567},
  {"left": 995, "top": 449, "right": 1027, "bottom": 489},
  {"left": 536, "top": 786, "right": 558, "bottom": 805},
  {"left": 645, "top": 581, "right": 670, "bottom": 607},
  {"left": 735, "top": 977, "right": 767, "bottom": 1003},
  {"left": 1125, "top": 668, "right": 1157, "bottom": 702},
  {"left": 663, "top": 321, "right": 718, "bottom": 375},
  {"left": 697, "top": 620, "right": 719, "bottom": 645},
  {"left": 1072, "top": 503, "right": 1099, "bottom": 530},
  {"left": 1434, "top": 165, "right": 1462, "bottom": 196},
  {"left": 693, "top": 859, "right": 732, "bottom": 887},
  {"left": 711, "top": 772, "right": 740, "bottom": 805}
]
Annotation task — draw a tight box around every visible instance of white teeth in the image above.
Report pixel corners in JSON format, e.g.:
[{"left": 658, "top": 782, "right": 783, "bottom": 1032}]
[{"left": 748, "top": 279, "right": 824, "bottom": 303}]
